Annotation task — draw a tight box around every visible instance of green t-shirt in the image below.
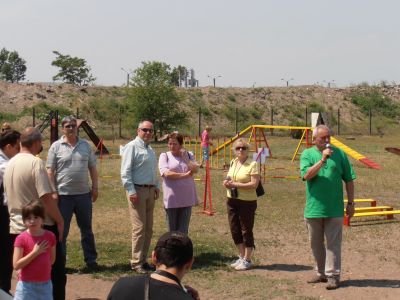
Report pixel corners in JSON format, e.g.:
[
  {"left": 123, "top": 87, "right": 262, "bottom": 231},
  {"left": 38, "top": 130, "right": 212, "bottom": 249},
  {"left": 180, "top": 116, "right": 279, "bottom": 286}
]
[{"left": 300, "top": 145, "right": 356, "bottom": 218}]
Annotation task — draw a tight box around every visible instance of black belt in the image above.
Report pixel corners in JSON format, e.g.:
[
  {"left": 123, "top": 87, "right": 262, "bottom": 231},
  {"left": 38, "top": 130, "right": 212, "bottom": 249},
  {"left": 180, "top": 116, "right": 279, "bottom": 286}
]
[{"left": 134, "top": 184, "right": 155, "bottom": 188}]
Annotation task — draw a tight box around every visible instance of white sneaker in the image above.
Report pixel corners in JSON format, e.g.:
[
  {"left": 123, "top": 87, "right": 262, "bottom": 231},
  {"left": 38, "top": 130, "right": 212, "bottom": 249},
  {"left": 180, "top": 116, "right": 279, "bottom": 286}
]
[
  {"left": 234, "top": 259, "right": 252, "bottom": 271},
  {"left": 229, "top": 257, "right": 243, "bottom": 268}
]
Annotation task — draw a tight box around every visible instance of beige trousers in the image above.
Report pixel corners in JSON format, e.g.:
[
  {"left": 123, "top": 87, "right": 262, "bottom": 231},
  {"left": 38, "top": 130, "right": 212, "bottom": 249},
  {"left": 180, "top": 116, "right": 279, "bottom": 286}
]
[
  {"left": 127, "top": 186, "right": 156, "bottom": 267},
  {"left": 305, "top": 217, "right": 343, "bottom": 278}
]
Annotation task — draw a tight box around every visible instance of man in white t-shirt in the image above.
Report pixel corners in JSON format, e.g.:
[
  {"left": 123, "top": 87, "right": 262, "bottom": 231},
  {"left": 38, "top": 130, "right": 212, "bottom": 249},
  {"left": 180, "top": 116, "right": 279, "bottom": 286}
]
[{"left": 4, "top": 127, "right": 66, "bottom": 300}]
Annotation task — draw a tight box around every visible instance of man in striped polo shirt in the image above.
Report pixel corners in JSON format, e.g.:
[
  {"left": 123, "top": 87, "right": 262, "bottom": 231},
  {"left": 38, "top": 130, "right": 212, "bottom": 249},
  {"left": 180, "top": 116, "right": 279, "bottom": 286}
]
[{"left": 46, "top": 115, "right": 99, "bottom": 269}]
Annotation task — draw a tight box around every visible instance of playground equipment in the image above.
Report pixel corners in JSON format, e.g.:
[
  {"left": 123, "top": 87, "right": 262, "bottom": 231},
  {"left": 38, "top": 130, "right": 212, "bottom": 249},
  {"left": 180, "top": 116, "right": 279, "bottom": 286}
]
[
  {"left": 385, "top": 147, "right": 400, "bottom": 156},
  {"left": 36, "top": 110, "right": 109, "bottom": 155},
  {"left": 184, "top": 124, "right": 382, "bottom": 172},
  {"left": 330, "top": 137, "right": 381, "bottom": 169},
  {"left": 343, "top": 198, "right": 400, "bottom": 226},
  {"left": 202, "top": 160, "right": 214, "bottom": 216}
]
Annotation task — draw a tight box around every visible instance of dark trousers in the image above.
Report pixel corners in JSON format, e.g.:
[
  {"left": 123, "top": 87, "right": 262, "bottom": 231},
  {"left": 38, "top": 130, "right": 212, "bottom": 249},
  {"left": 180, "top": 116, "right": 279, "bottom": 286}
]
[
  {"left": 227, "top": 198, "right": 257, "bottom": 248},
  {"left": 44, "top": 224, "right": 66, "bottom": 300},
  {"left": 165, "top": 206, "right": 192, "bottom": 234},
  {"left": 0, "top": 204, "right": 14, "bottom": 294}
]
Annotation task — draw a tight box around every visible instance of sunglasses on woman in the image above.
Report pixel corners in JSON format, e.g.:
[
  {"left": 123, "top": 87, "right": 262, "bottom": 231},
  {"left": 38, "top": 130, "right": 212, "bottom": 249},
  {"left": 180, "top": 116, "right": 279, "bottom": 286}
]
[{"left": 235, "top": 146, "right": 248, "bottom": 151}]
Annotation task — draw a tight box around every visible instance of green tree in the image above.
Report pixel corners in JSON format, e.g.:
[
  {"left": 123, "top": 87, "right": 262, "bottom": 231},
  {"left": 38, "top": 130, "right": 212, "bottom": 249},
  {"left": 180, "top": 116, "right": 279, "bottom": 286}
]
[
  {"left": 0, "top": 48, "right": 27, "bottom": 83},
  {"left": 171, "top": 65, "right": 187, "bottom": 86},
  {"left": 51, "top": 51, "right": 95, "bottom": 86},
  {"left": 127, "top": 61, "right": 188, "bottom": 137}
]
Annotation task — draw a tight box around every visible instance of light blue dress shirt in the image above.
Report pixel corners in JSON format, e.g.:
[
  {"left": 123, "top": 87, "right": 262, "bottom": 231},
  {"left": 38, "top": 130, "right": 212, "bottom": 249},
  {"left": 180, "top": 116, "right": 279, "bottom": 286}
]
[{"left": 121, "top": 136, "right": 159, "bottom": 196}]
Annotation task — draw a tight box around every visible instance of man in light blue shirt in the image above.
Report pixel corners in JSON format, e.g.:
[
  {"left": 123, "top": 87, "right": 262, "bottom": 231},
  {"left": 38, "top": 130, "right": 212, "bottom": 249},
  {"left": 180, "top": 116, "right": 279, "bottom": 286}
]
[{"left": 121, "top": 120, "right": 160, "bottom": 273}]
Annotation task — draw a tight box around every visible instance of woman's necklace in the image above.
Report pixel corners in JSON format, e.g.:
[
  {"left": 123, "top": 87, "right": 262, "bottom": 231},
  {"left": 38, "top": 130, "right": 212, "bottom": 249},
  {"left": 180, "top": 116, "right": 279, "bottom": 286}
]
[{"left": 233, "top": 157, "right": 247, "bottom": 180}]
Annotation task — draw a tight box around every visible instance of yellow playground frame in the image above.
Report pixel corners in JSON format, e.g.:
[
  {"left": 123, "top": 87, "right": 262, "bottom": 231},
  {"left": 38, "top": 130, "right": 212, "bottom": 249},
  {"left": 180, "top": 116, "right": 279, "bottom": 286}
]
[{"left": 184, "top": 124, "right": 381, "bottom": 171}]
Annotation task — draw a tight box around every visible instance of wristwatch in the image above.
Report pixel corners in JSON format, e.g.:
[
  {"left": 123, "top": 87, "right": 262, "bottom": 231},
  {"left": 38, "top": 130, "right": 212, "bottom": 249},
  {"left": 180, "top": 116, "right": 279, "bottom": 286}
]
[{"left": 347, "top": 202, "right": 355, "bottom": 206}]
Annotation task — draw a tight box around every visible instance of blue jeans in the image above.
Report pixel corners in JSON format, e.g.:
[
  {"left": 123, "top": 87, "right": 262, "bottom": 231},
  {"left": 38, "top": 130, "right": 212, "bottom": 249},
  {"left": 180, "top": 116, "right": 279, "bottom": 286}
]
[
  {"left": 14, "top": 280, "right": 53, "bottom": 300},
  {"left": 202, "top": 146, "right": 210, "bottom": 161},
  {"left": 58, "top": 193, "right": 97, "bottom": 264}
]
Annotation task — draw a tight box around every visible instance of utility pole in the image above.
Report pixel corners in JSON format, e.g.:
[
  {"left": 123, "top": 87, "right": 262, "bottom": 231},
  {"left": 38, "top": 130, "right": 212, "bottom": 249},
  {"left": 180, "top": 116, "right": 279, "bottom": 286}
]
[
  {"left": 121, "top": 67, "right": 133, "bottom": 87},
  {"left": 281, "top": 78, "right": 294, "bottom": 87},
  {"left": 207, "top": 75, "right": 221, "bottom": 87}
]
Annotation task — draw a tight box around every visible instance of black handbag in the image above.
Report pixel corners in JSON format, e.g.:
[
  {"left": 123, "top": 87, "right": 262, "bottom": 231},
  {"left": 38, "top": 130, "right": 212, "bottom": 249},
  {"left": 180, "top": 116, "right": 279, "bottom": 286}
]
[{"left": 256, "top": 181, "right": 265, "bottom": 197}]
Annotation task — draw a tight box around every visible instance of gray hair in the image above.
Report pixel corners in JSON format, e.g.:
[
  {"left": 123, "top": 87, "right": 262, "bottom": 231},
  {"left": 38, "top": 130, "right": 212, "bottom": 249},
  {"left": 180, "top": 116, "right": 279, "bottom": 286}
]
[
  {"left": 137, "top": 120, "right": 153, "bottom": 129},
  {"left": 312, "top": 125, "right": 332, "bottom": 139},
  {"left": 61, "top": 115, "right": 77, "bottom": 127},
  {"left": 21, "top": 127, "right": 42, "bottom": 148}
]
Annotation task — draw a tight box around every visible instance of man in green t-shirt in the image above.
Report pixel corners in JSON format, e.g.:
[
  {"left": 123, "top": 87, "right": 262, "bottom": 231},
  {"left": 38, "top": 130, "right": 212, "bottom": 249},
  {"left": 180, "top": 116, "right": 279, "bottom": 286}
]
[{"left": 300, "top": 125, "right": 356, "bottom": 290}]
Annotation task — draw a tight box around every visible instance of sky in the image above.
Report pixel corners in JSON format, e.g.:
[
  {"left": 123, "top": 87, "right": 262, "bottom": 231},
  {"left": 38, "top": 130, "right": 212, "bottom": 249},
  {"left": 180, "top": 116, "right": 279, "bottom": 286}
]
[{"left": 1, "top": 0, "right": 399, "bottom": 88}]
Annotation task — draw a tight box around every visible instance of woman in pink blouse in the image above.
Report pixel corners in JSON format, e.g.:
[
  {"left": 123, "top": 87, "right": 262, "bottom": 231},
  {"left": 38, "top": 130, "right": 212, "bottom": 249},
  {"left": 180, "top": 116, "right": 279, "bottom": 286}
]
[{"left": 158, "top": 133, "right": 199, "bottom": 234}]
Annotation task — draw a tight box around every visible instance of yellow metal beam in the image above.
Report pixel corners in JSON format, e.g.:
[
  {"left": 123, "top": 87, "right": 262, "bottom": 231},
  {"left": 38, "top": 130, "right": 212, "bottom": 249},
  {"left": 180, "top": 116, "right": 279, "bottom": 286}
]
[{"left": 291, "top": 129, "right": 307, "bottom": 162}]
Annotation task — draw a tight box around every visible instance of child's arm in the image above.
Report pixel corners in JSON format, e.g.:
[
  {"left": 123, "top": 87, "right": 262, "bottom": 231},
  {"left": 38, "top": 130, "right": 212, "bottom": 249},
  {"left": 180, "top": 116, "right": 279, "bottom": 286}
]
[
  {"left": 13, "top": 241, "right": 49, "bottom": 270},
  {"left": 50, "top": 245, "right": 56, "bottom": 265}
]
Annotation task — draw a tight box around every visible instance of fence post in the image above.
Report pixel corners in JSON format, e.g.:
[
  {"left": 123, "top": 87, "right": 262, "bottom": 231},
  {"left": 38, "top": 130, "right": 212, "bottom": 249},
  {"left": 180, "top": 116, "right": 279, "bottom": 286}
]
[
  {"left": 32, "top": 107, "right": 36, "bottom": 127},
  {"left": 337, "top": 108, "right": 340, "bottom": 135},
  {"left": 369, "top": 108, "right": 372, "bottom": 135},
  {"left": 76, "top": 107, "right": 80, "bottom": 136},
  {"left": 235, "top": 107, "right": 238, "bottom": 134},
  {"left": 119, "top": 106, "right": 122, "bottom": 138},
  {"left": 270, "top": 108, "right": 274, "bottom": 136},
  {"left": 198, "top": 109, "right": 201, "bottom": 137},
  {"left": 305, "top": 107, "right": 308, "bottom": 126}
]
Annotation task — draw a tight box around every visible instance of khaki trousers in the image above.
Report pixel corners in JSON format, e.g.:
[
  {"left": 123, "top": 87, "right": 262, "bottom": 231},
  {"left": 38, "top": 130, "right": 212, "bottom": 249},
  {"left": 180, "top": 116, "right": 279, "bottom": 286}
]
[
  {"left": 305, "top": 217, "right": 343, "bottom": 278},
  {"left": 127, "top": 186, "right": 156, "bottom": 267}
]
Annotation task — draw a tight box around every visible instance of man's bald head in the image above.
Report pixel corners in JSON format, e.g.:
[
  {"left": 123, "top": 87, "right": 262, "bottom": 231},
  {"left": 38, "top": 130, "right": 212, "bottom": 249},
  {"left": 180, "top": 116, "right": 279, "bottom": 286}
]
[{"left": 20, "top": 127, "right": 42, "bottom": 149}]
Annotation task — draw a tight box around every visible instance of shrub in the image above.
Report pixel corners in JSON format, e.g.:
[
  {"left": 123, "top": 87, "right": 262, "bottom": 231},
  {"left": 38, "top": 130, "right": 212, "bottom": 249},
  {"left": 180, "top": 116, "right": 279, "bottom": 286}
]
[{"left": 349, "top": 88, "right": 400, "bottom": 118}]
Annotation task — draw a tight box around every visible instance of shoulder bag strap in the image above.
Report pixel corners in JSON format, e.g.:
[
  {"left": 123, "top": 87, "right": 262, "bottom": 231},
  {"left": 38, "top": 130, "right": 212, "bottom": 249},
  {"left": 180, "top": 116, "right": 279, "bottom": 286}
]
[{"left": 144, "top": 275, "right": 150, "bottom": 300}]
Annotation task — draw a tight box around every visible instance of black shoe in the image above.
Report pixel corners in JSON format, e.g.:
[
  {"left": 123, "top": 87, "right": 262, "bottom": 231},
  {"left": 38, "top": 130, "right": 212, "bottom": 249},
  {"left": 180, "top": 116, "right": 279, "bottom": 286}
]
[
  {"left": 142, "top": 262, "right": 156, "bottom": 272},
  {"left": 86, "top": 262, "right": 99, "bottom": 271},
  {"left": 326, "top": 277, "right": 340, "bottom": 290}
]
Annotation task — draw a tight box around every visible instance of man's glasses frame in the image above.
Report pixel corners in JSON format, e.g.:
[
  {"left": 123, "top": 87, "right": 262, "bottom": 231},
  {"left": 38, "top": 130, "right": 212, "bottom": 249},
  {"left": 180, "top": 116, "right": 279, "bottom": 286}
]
[
  {"left": 235, "top": 146, "right": 248, "bottom": 151},
  {"left": 139, "top": 128, "right": 154, "bottom": 133},
  {"left": 64, "top": 124, "right": 77, "bottom": 129}
]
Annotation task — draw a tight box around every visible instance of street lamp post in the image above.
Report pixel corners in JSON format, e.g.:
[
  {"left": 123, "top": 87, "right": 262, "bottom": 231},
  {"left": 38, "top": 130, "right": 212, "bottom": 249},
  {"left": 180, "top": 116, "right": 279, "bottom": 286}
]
[
  {"left": 281, "top": 78, "right": 294, "bottom": 87},
  {"left": 121, "top": 67, "right": 133, "bottom": 87},
  {"left": 323, "top": 80, "right": 335, "bottom": 88},
  {"left": 207, "top": 75, "right": 221, "bottom": 87}
]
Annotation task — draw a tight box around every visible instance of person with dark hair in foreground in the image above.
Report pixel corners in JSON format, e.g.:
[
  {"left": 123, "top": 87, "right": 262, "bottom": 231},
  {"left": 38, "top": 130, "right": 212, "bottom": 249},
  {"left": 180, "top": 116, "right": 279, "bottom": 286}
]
[
  {"left": 107, "top": 232, "right": 200, "bottom": 300},
  {"left": 0, "top": 129, "right": 21, "bottom": 295}
]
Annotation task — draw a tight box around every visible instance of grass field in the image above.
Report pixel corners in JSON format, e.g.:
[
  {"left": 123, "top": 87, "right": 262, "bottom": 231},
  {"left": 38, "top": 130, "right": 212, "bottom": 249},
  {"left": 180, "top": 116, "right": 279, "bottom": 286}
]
[{"left": 63, "top": 133, "right": 400, "bottom": 299}]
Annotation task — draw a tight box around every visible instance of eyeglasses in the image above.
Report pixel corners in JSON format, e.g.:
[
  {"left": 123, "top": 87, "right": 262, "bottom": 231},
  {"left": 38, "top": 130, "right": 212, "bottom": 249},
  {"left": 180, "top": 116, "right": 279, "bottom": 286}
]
[
  {"left": 140, "top": 128, "right": 154, "bottom": 133},
  {"left": 235, "top": 146, "right": 248, "bottom": 151},
  {"left": 64, "top": 124, "right": 77, "bottom": 129},
  {"left": 319, "top": 135, "right": 330, "bottom": 140}
]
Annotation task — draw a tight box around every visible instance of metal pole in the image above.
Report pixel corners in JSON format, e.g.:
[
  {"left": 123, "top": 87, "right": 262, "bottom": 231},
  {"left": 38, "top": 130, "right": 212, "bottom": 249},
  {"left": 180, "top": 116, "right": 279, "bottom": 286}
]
[
  {"left": 127, "top": 74, "right": 130, "bottom": 87},
  {"left": 198, "top": 109, "right": 201, "bottom": 136},
  {"left": 271, "top": 108, "right": 274, "bottom": 125},
  {"left": 271, "top": 108, "right": 274, "bottom": 136},
  {"left": 369, "top": 108, "right": 372, "bottom": 135},
  {"left": 305, "top": 107, "right": 308, "bottom": 126},
  {"left": 213, "top": 78, "right": 216, "bottom": 87},
  {"left": 235, "top": 107, "right": 238, "bottom": 134},
  {"left": 119, "top": 106, "right": 122, "bottom": 138},
  {"left": 32, "top": 107, "right": 35, "bottom": 127},
  {"left": 337, "top": 109, "right": 340, "bottom": 135},
  {"left": 76, "top": 107, "right": 80, "bottom": 136}
]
